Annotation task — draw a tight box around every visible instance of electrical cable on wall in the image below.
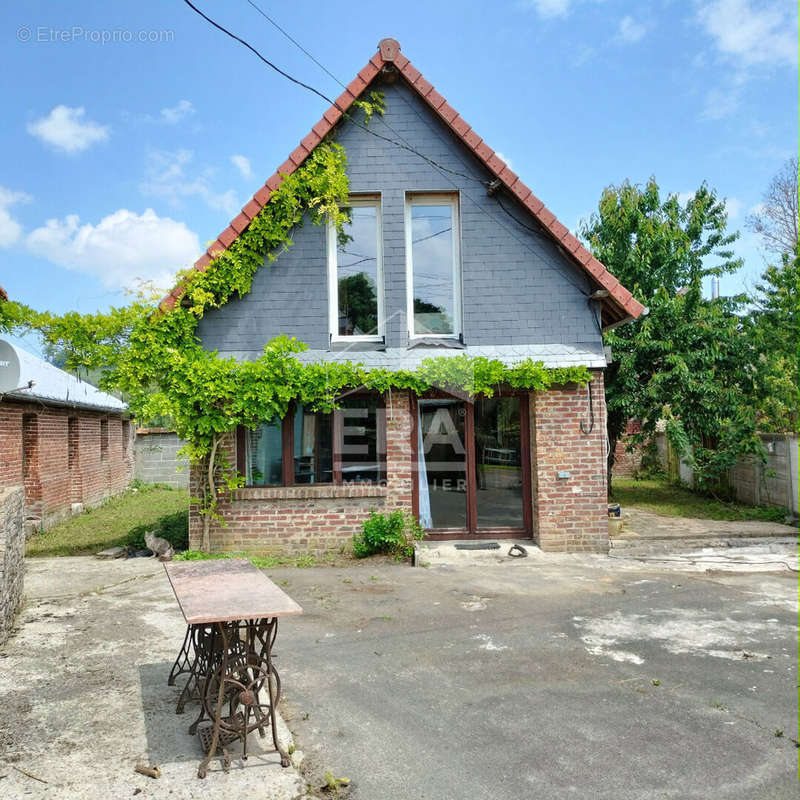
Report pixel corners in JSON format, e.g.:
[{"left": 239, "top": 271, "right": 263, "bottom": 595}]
[{"left": 580, "top": 380, "right": 594, "bottom": 435}]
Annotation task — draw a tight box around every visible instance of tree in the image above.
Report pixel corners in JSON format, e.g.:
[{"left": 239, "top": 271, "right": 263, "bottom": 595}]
[
  {"left": 581, "top": 178, "right": 763, "bottom": 491},
  {"left": 745, "top": 157, "right": 799, "bottom": 255},
  {"left": 745, "top": 245, "right": 799, "bottom": 432}
]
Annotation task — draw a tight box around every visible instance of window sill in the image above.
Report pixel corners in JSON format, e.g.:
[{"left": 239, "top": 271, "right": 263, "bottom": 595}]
[
  {"left": 233, "top": 484, "right": 388, "bottom": 501},
  {"left": 330, "top": 338, "right": 385, "bottom": 352},
  {"left": 408, "top": 336, "right": 464, "bottom": 349}
]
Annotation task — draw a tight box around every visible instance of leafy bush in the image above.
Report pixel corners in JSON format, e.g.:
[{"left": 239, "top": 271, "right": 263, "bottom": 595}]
[
  {"left": 129, "top": 510, "right": 189, "bottom": 551},
  {"left": 352, "top": 510, "right": 424, "bottom": 560}
]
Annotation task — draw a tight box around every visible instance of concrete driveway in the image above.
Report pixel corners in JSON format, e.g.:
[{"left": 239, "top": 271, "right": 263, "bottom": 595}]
[
  {"left": 0, "top": 549, "right": 796, "bottom": 799},
  {"left": 268, "top": 551, "right": 798, "bottom": 800},
  {"left": 0, "top": 557, "right": 305, "bottom": 800}
]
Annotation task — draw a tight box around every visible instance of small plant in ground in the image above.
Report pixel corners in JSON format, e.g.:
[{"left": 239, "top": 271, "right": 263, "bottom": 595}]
[
  {"left": 352, "top": 510, "right": 424, "bottom": 559},
  {"left": 173, "top": 550, "right": 319, "bottom": 568}
]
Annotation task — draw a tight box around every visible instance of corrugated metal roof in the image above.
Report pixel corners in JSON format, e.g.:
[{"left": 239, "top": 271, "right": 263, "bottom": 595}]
[{"left": 0, "top": 339, "right": 127, "bottom": 412}]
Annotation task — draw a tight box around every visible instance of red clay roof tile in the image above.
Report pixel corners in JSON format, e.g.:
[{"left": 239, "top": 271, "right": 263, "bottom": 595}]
[
  {"left": 217, "top": 227, "right": 237, "bottom": 248},
  {"left": 510, "top": 181, "right": 532, "bottom": 203},
  {"left": 416, "top": 78, "right": 435, "bottom": 97},
  {"left": 438, "top": 102, "right": 458, "bottom": 124},
  {"left": 463, "top": 129, "right": 482, "bottom": 150},
  {"left": 230, "top": 213, "right": 250, "bottom": 234},
  {"left": 243, "top": 199, "right": 262, "bottom": 219},
  {"left": 335, "top": 89, "right": 356, "bottom": 109},
  {"left": 358, "top": 62, "right": 380, "bottom": 84},
  {"left": 399, "top": 62, "right": 421, "bottom": 83},
  {"left": 160, "top": 37, "right": 642, "bottom": 324},
  {"left": 253, "top": 186, "right": 271, "bottom": 205},
  {"left": 288, "top": 145, "right": 308, "bottom": 167},
  {"left": 312, "top": 118, "right": 333, "bottom": 138},
  {"left": 393, "top": 51, "right": 409, "bottom": 70},
  {"left": 425, "top": 89, "right": 446, "bottom": 109}
]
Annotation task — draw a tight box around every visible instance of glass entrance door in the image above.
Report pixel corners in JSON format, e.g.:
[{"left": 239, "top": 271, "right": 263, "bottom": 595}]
[
  {"left": 474, "top": 396, "right": 524, "bottom": 529},
  {"left": 416, "top": 395, "right": 529, "bottom": 535},
  {"left": 418, "top": 399, "right": 467, "bottom": 530}
]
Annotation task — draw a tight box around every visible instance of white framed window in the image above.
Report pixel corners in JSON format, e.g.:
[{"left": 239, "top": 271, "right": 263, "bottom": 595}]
[
  {"left": 405, "top": 193, "right": 462, "bottom": 339},
  {"left": 328, "top": 195, "right": 384, "bottom": 341}
]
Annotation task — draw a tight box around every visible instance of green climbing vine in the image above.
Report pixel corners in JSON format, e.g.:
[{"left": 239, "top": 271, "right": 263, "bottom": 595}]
[{"left": 5, "top": 107, "right": 590, "bottom": 550}]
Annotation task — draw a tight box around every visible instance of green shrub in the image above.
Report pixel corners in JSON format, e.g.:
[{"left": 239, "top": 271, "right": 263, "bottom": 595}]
[
  {"left": 128, "top": 510, "right": 189, "bottom": 551},
  {"left": 352, "top": 510, "right": 424, "bottom": 560}
]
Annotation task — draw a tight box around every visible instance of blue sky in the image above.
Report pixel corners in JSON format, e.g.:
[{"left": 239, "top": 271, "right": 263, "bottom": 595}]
[{"left": 1, "top": 0, "right": 796, "bottom": 355}]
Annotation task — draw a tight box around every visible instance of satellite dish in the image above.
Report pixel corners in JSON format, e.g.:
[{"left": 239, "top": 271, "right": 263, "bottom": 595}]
[{"left": 0, "top": 339, "right": 22, "bottom": 393}]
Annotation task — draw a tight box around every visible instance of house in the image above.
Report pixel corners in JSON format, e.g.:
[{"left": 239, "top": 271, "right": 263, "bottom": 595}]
[
  {"left": 0, "top": 337, "right": 133, "bottom": 531},
  {"left": 173, "top": 38, "right": 644, "bottom": 555}
]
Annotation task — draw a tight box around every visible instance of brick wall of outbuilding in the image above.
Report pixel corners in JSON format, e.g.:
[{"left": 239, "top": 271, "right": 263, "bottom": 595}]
[
  {"left": 0, "top": 400, "right": 133, "bottom": 531},
  {"left": 189, "top": 391, "right": 415, "bottom": 555},
  {"left": 530, "top": 373, "right": 608, "bottom": 553}
]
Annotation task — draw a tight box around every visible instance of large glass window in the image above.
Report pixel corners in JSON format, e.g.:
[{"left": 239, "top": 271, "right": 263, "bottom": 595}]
[
  {"left": 245, "top": 420, "right": 283, "bottom": 486},
  {"left": 336, "top": 395, "right": 385, "bottom": 484},
  {"left": 294, "top": 405, "right": 333, "bottom": 484},
  {"left": 406, "top": 195, "right": 461, "bottom": 337},
  {"left": 329, "top": 198, "right": 382, "bottom": 339},
  {"left": 241, "top": 396, "right": 386, "bottom": 487}
]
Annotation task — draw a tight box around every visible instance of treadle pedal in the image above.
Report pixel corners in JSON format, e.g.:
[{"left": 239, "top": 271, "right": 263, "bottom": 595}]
[{"left": 197, "top": 716, "right": 243, "bottom": 754}]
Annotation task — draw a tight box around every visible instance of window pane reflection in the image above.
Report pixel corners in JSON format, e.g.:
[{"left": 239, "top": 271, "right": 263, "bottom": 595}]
[{"left": 475, "top": 397, "right": 524, "bottom": 528}]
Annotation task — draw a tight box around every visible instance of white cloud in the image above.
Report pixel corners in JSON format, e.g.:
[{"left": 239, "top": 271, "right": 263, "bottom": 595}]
[
  {"left": 230, "top": 154, "right": 253, "bottom": 179},
  {"left": 519, "top": 0, "right": 606, "bottom": 19},
  {"left": 618, "top": 15, "right": 647, "bottom": 43},
  {"left": 520, "top": 0, "right": 572, "bottom": 18},
  {"left": 0, "top": 187, "right": 31, "bottom": 247},
  {"left": 160, "top": 99, "right": 195, "bottom": 125},
  {"left": 700, "top": 85, "right": 742, "bottom": 120},
  {"left": 27, "top": 105, "right": 109, "bottom": 154},
  {"left": 26, "top": 208, "right": 200, "bottom": 291},
  {"left": 494, "top": 152, "right": 514, "bottom": 171},
  {"left": 724, "top": 197, "right": 742, "bottom": 219},
  {"left": 141, "top": 149, "right": 240, "bottom": 216},
  {"left": 696, "top": 0, "right": 797, "bottom": 69}
]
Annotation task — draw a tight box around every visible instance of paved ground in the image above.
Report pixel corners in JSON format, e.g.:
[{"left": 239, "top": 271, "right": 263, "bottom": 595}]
[
  {"left": 0, "top": 558, "right": 305, "bottom": 800},
  {"left": 0, "top": 545, "right": 797, "bottom": 800},
  {"left": 617, "top": 508, "right": 794, "bottom": 544},
  {"left": 271, "top": 548, "right": 798, "bottom": 800}
]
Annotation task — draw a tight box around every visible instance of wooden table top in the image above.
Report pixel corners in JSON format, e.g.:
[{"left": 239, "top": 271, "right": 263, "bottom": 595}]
[{"left": 164, "top": 559, "right": 303, "bottom": 624}]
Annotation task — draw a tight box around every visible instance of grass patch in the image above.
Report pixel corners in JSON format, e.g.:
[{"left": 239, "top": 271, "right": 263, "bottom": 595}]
[
  {"left": 174, "top": 550, "right": 328, "bottom": 569},
  {"left": 610, "top": 478, "right": 787, "bottom": 522},
  {"left": 26, "top": 485, "right": 189, "bottom": 557}
]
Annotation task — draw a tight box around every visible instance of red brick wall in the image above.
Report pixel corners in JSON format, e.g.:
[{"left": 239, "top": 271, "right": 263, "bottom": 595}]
[
  {"left": 0, "top": 400, "right": 134, "bottom": 530},
  {"left": 190, "top": 391, "right": 415, "bottom": 555},
  {"left": 190, "top": 382, "right": 609, "bottom": 556},
  {"left": 530, "top": 372, "right": 608, "bottom": 553},
  {"left": 612, "top": 418, "right": 642, "bottom": 477}
]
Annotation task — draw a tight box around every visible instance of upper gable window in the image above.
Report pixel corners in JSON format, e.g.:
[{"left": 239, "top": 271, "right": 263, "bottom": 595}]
[
  {"left": 328, "top": 196, "right": 383, "bottom": 341},
  {"left": 405, "top": 194, "right": 461, "bottom": 338}
]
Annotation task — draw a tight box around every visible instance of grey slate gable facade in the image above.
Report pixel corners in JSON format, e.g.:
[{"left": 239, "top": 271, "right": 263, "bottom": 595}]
[
  {"left": 197, "top": 79, "right": 602, "bottom": 366},
  {"left": 188, "top": 47, "right": 616, "bottom": 556}
]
